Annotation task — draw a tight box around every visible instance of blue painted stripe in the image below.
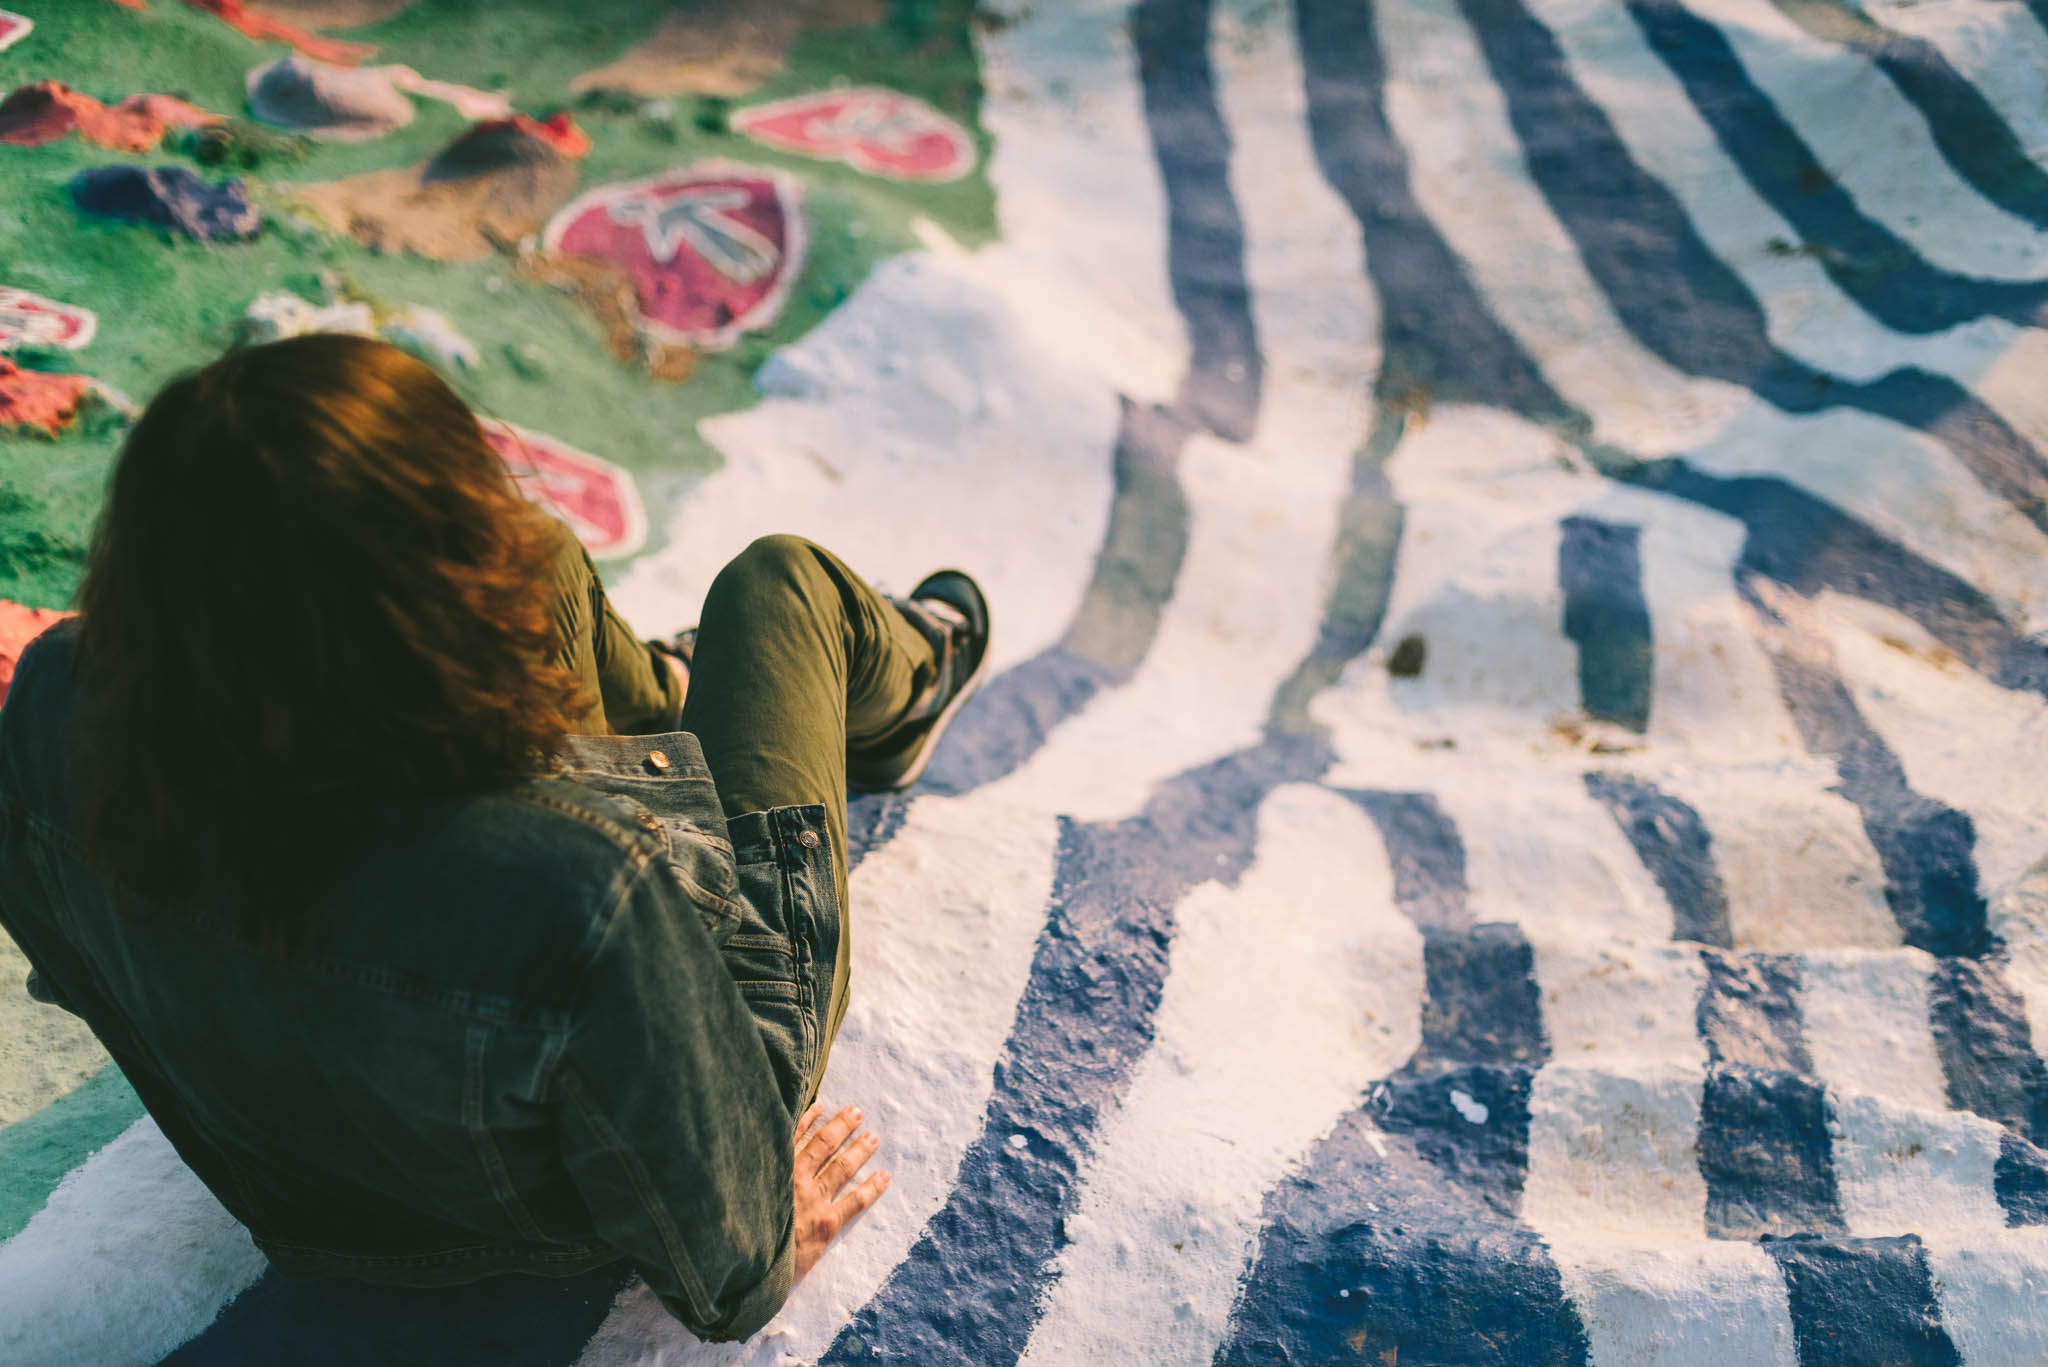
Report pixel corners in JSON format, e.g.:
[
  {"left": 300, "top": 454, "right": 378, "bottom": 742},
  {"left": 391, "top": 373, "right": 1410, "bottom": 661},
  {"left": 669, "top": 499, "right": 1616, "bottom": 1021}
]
[
  {"left": 1347, "top": 789, "right": 1470, "bottom": 934},
  {"left": 1739, "top": 578, "right": 1991, "bottom": 959},
  {"left": 157, "top": 1261, "right": 633, "bottom": 1367},
  {"left": 1763, "top": 1235, "right": 1963, "bottom": 1366},
  {"left": 846, "top": 791, "right": 912, "bottom": 871},
  {"left": 1294, "top": 0, "right": 1576, "bottom": 423},
  {"left": 1623, "top": 462, "right": 2048, "bottom": 702},
  {"left": 1271, "top": 411, "right": 1408, "bottom": 733},
  {"left": 1559, "top": 516, "right": 1654, "bottom": 731},
  {"left": 1138, "top": 0, "right": 1263, "bottom": 441},
  {"left": 1995, "top": 1131, "right": 2048, "bottom": 1224},
  {"left": 822, "top": 736, "right": 1331, "bottom": 1367},
  {"left": 1768, "top": 0, "right": 2048, "bottom": 232},
  {"left": 1928, "top": 956, "right": 2048, "bottom": 1143},
  {"left": 1213, "top": 1109, "right": 1589, "bottom": 1367},
  {"left": 1457, "top": 0, "right": 2048, "bottom": 540},
  {"left": 1628, "top": 0, "right": 2048, "bottom": 334},
  {"left": 1695, "top": 951, "right": 1846, "bottom": 1239},
  {"left": 1584, "top": 772, "right": 1735, "bottom": 947}
]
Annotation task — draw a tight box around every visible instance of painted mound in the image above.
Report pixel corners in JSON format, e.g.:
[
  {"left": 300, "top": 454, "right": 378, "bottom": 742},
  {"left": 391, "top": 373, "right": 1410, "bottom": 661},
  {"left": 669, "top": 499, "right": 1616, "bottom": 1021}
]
[
  {"left": 290, "top": 117, "right": 585, "bottom": 260},
  {"left": 570, "top": 0, "right": 883, "bottom": 98}
]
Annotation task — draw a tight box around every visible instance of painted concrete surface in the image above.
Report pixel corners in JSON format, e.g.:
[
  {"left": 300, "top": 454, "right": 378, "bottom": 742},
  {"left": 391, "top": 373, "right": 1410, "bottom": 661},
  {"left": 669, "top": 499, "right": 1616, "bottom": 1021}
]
[{"left": 9, "top": 0, "right": 2048, "bottom": 1362}]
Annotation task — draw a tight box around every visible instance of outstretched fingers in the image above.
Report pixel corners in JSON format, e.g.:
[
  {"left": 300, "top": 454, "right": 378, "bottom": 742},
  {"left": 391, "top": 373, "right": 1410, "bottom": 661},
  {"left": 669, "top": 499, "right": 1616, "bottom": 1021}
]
[{"left": 798, "top": 1104, "right": 863, "bottom": 1175}]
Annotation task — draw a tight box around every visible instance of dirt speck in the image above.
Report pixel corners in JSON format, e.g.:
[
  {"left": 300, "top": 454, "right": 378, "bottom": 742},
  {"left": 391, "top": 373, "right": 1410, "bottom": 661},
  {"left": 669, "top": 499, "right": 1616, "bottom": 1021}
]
[{"left": 1387, "top": 633, "right": 1426, "bottom": 678}]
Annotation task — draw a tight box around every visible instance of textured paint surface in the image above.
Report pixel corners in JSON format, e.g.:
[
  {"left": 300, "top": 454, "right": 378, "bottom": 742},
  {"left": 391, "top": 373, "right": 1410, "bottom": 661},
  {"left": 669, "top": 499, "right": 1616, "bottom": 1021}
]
[{"left": 9, "top": 0, "right": 2048, "bottom": 1361}]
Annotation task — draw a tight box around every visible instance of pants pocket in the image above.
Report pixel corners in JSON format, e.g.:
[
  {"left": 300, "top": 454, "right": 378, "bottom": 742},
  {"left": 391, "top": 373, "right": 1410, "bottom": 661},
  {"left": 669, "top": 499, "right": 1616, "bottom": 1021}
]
[{"left": 723, "top": 804, "right": 838, "bottom": 1112}]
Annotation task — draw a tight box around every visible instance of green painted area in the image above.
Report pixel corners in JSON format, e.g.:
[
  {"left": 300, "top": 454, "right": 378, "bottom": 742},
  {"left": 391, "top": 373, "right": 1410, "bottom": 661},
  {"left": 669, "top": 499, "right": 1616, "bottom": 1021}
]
[
  {"left": 0, "top": 0, "right": 995, "bottom": 610},
  {"left": 0, "top": 1061, "right": 145, "bottom": 1243}
]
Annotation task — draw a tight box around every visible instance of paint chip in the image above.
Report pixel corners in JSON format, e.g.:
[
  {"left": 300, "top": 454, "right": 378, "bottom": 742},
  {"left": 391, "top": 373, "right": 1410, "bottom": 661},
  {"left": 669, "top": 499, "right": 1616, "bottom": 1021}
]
[{"left": 1448, "top": 1088, "right": 1489, "bottom": 1125}]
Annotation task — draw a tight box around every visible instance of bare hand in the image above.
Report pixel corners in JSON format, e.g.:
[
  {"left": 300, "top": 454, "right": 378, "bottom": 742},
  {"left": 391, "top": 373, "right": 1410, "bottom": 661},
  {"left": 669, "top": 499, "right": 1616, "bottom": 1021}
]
[{"left": 791, "top": 1102, "right": 890, "bottom": 1282}]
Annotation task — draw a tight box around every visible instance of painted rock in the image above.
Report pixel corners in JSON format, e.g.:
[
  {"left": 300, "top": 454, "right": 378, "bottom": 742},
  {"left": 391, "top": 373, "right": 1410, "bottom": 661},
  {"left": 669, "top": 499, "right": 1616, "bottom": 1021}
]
[
  {"left": 246, "top": 55, "right": 413, "bottom": 141},
  {"left": 0, "top": 81, "right": 218, "bottom": 152},
  {"left": 68, "top": 165, "right": 260, "bottom": 241},
  {"left": 0, "top": 359, "right": 97, "bottom": 437},
  {"left": 0, "top": 11, "right": 28, "bottom": 55},
  {"left": 0, "top": 288, "right": 97, "bottom": 352},
  {"left": 732, "top": 87, "right": 975, "bottom": 182},
  {"left": 541, "top": 162, "right": 807, "bottom": 350},
  {"left": 478, "top": 419, "right": 646, "bottom": 560}
]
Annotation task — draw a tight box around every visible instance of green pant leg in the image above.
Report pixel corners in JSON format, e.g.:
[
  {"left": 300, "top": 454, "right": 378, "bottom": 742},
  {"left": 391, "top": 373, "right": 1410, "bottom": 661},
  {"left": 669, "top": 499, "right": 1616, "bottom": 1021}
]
[
  {"left": 679, "top": 534, "right": 935, "bottom": 1073},
  {"left": 542, "top": 518, "right": 684, "bottom": 737}
]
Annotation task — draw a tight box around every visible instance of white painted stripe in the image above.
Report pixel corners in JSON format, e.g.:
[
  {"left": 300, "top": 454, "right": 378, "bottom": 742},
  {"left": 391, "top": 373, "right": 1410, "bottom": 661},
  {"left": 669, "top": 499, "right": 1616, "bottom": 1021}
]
[
  {"left": 1630, "top": 491, "right": 1800, "bottom": 762},
  {"left": 1828, "top": 1092, "right": 2007, "bottom": 1239},
  {"left": 1859, "top": 0, "right": 2048, "bottom": 173},
  {"left": 1313, "top": 407, "right": 1587, "bottom": 769},
  {"left": 1017, "top": 784, "right": 1422, "bottom": 1367},
  {"left": 1799, "top": 948, "right": 1949, "bottom": 1113},
  {"left": 970, "top": 0, "right": 1190, "bottom": 404},
  {"left": 1374, "top": 0, "right": 2048, "bottom": 635},
  {"left": 1815, "top": 591, "right": 2048, "bottom": 900},
  {"left": 1535, "top": 940, "right": 1708, "bottom": 1068},
  {"left": 0, "top": 1117, "right": 267, "bottom": 1367},
  {"left": 1691, "top": 0, "right": 2048, "bottom": 282},
  {"left": 1522, "top": 939, "right": 1708, "bottom": 1242},
  {"left": 997, "top": 0, "right": 1371, "bottom": 825},
  {"left": 1453, "top": 768, "right": 1679, "bottom": 953},
  {"left": 1927, "top": 1228, "right": 2048, "bottom": 1367},
  {"left": 1529, "top": 0, "right": 2048, "bottom": 487},
  {"left": 1551, "top": 1239, "right": 1799, "bottom": 1367},
  {"left": 1798, "top": 946, "right": 2007, "bottom": 1239},
  {"left": 1660, "top": 758, "right": 1901, "bottom": 950}
]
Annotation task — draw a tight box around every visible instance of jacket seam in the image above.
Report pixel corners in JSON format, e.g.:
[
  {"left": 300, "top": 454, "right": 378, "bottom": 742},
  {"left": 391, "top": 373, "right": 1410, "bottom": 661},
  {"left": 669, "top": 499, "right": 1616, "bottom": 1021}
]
[
  {"left": 464, "top": 1024, "right": 548, "bottom": 1241},
  {"left": 557, "top": 1063, "right": 719, "bottom": 1330}
]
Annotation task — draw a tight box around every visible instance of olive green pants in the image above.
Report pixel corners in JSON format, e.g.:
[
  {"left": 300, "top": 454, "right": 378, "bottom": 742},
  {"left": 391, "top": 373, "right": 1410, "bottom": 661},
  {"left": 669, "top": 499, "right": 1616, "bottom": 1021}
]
[{"left": 548, "top": 527, "right": 938, "bottom": 1057}]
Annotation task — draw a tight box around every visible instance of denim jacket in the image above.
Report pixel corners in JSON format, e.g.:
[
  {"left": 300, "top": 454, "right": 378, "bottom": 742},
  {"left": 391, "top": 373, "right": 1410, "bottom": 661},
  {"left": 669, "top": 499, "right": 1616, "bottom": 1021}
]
[{"left": 0, "top": 622, "right": 842, "bottom": 1343}]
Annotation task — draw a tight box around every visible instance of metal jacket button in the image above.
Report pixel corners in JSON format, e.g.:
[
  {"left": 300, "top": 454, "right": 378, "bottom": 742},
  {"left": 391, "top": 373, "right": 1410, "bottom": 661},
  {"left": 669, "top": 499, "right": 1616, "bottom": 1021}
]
[
  {"left": 645, "top": 749, "right": 670, "bottom": 772},
  {"left": 797, "top": 829, "right": 820, "bottom": 850}
]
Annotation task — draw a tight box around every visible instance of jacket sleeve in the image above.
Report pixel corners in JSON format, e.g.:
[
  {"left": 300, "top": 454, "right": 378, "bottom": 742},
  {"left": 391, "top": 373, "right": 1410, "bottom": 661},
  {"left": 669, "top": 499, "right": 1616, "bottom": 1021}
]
[{"left": 556, "top": 856, "right": 795, "bottom": 1342}]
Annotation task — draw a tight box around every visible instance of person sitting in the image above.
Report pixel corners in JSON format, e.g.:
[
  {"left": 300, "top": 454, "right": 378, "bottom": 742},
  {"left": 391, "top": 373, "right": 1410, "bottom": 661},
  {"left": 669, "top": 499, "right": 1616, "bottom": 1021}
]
[{"left": 0, "top": 334, "right": 990, "bottom": 1342}]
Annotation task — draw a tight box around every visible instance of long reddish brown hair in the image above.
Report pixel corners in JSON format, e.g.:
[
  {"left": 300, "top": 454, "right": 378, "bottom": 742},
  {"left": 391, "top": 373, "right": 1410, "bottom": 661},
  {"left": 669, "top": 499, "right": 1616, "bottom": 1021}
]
[{"left": 77, "top": 334, "right": 589, "bottom": 955}]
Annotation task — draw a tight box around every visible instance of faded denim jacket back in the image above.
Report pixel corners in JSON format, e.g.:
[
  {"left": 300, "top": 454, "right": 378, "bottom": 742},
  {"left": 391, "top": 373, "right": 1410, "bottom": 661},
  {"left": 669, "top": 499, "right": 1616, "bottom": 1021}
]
[{"left": 0, "top": 621, "right": 842, "bottom": 1343}]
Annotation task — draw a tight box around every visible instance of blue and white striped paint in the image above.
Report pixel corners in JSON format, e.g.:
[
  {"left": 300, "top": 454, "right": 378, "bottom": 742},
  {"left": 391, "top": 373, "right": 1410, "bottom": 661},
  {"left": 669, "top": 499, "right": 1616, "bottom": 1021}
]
[{"left": 10, "top": 0, "right": 2048, "bottom": 1361}]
